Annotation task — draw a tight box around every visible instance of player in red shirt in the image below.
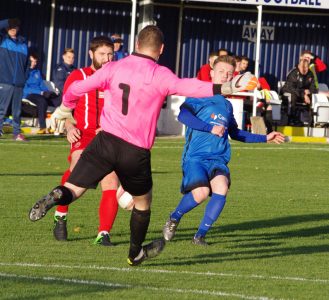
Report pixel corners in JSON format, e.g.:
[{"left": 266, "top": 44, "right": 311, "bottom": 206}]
[
  {"left": 53, "top": 36, "right": 119, "bottom": 246},
  {"left": 197, "top": 49, "right": 228, "bottom": 82}
]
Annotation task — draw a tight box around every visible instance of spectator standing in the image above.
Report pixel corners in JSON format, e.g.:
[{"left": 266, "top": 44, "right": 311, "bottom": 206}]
[
  {"left": 111, "top": 34, "right": 128, "bottom": 61},
  {"left": 281, "top": 59, "right": 318, "bottom": 126},
  {"left": 0, "top": 18, "right": 28, "bottom": 141},
  {"left": 23, "top": 54, "right": 59, "bottom": 134}
]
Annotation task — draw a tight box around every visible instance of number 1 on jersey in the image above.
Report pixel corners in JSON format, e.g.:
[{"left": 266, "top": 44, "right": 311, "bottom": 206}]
[{"left": 119, "top": 83, "right": 130, "bottom": 115}]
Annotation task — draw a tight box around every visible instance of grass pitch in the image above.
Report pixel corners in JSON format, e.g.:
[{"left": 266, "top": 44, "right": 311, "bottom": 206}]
[{"left": 0, "top": 135, "right": 329, "bottom": 299}]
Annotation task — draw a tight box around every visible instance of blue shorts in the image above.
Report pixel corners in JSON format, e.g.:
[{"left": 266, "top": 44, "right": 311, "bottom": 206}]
[{"left": 181, "top": 159, "right": 230, "bottom": 194}]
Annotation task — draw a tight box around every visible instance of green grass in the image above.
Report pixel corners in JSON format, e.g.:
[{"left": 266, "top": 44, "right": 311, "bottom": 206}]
[{"left": 0, "top": 135, "right": 329, "bottom": 299}]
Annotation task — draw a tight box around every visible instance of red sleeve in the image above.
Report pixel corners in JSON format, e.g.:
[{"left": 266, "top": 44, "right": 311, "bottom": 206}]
[
  {"left": 196, "top": 64, "right": 212, "bottom": 82},
  {"left": 314, "top": 57, "right": 327, "bottom": 73},
  {"left": 63, "top": 69, "right": 84, "bottom": 94},
  {"left": 258, "top": 77, "right": 271, "bottom": 90}
]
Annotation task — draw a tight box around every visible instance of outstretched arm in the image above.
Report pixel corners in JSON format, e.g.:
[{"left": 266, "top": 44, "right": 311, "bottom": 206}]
[
  {"left": 164, "top": 69, "right": 258, "bottom": 98},
  {"left": 63, "top": 63, "right": 110, "bottom": 109}
]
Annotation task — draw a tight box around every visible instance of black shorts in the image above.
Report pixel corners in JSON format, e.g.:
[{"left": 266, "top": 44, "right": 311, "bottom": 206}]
[{"left": 67, "top": 131, "right": 152, "bottom": 196}]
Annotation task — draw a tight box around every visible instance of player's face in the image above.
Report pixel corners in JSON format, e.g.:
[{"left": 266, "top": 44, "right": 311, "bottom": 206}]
[
  {"left": 63, "top": 52, "right": 74, "bottom": 66},
  {"left": 240, "top": 59, "right": 249, "bottom": 71},
  {"left": 211, "top": 62, "right": 234, "bottom": 84},
  {"left": 90, "top": 45, "right": 114, "bottom": 70}
]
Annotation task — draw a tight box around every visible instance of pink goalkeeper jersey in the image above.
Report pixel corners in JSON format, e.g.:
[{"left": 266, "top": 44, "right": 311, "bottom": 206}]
[{"left": 63, "top": 53, "right": 215, "bottom": 149}]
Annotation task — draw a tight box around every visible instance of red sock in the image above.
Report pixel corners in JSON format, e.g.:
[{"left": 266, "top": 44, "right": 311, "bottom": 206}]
[
  {"left": 98, "top": 190, "right": 119, "bottom": 233},
  {"left": 56, "top": 169, "right": 71, "bottom": 214}
]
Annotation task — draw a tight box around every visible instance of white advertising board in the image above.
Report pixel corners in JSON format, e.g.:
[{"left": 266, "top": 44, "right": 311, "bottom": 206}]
[{"left": 189, "top": 0, "right": 329, "bottom": 10}]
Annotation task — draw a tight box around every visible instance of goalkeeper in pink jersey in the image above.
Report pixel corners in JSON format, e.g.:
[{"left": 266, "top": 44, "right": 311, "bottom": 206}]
[{"left": 29, "top": 25, "right": 258, "bottom": 266}]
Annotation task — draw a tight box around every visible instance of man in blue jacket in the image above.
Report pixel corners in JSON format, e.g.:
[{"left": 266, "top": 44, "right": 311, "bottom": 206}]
[
  {"left": 52, "top": 48, "right": 75, "bottom": 94},
  {"left": 0, "top": 18, "right": 28, "bottom": 141},
  {"left": 23, "top": 54, "right": 58, "bottom": 134}
]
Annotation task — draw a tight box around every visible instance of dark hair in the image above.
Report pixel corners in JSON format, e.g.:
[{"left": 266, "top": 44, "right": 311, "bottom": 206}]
[
  {"left": 209, "top": 51, "right": 219, "bottom": 58},
  {"left": 213, "top": 55, "right": 236, "bottom": 69},
  {"left": 234, "top": 55, "right": 242, "bottom": 62},
  {"left": 241, "top": 56, "right": 249, "bottom": 62},
  {"left": 137, "top": 25, "right": 164, "bottom": 51},
  {"left": 218, "top": 48, "right": 229, "bottom": 56},
  {"left": 29, "top": 52, "right": 39, "bottom": 60},
  {"left": 90, "top": 36, "right": 114, "bottom": 53}
]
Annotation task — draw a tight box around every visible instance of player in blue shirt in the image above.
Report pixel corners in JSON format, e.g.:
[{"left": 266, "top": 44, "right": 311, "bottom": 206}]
[{"left": 163, "top": 55, "right": 285, "bottom": 245}]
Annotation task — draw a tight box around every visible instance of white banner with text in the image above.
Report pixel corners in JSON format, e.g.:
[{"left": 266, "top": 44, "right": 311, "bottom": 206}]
[
  {"left": 242, "top": 24, "right": 275, "bottom": 42},
  {"left": 189, "top": 0, "right": 329, "bottom": 10}
]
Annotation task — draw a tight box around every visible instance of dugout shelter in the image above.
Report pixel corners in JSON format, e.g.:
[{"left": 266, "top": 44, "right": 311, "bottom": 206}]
[{"left": 1, "top": 0, "right": 329, "bottom": 94}]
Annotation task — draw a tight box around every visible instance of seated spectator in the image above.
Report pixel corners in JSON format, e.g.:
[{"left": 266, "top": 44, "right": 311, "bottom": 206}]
[
  {"left": 240, "top": 56, "right": 249, "bottom": 73},
  {"left": 281, "top": 59, "right": 318, "bottom": 126},
  {"left": 300, "top": 50, "right": 327, "bottom": 89},
  {"left": 111, "top": 34, "right": 128, "bottom": 61},
  {"left": 52, "top": 48, "right": 75, "bottom": 94},
  {"left": 23, "top": 54, "right": 59, "bottom": 134},
  {"left": 196, "top": 51, "right": 219, "bottom": 82}
]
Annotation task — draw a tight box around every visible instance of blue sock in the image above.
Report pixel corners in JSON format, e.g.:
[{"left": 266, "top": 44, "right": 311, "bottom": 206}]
[
  {"left": 195, "top": 193, "right": 226, "bottom": 237},
  {"left": 170, "top": 192, "right": 199, "bottom": 221}
]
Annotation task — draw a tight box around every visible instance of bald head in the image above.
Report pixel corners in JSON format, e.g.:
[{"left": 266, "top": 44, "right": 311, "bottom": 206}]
[{"left": 136, "top": 25, "right": 164, "bottom": 59}]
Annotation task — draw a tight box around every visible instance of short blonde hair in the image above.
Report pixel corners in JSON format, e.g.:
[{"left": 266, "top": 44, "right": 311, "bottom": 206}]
[
  {"left": 63, "top": 48, "right": 74, "bottom": 55},
  {"left": 213, "top": 55, "right": 236, "bottom": 69}
]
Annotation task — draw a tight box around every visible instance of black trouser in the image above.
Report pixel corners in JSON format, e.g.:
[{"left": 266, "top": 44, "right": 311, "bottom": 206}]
[
  {"left": 290, "top": 94, "right": 309, "bottom": 121},
  {"left": 25, "top": 94, "right": 49, "bottom": 128}
]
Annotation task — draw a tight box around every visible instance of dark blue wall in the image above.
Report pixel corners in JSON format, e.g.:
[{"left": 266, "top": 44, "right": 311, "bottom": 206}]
[
  {"left": 0, "top": 0, "right": 51, "bottom": 75},
  {"left": 1, "top": 1, "right": 329, "bottom": 89}
]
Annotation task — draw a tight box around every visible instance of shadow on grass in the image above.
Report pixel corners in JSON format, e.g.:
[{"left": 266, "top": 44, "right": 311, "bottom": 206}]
[
  {"left": 66, "top": 236, "right": 129, "bottom": 246},
  {"left": 145, "top": 213, "right": 329, "bottom": 267},
  {"left": 26, "top": 135, "right": 66, "bottom": 141},
  {"left": 152, "top": 244, "right": 329, "bottom": 267},
  {"left": 153, "top": 213, "right": 329, "bottom": 240},
  {"left": 0, "top": 172, "right": 63, "bottom": 176},
  {"left": 0, "top": 276, "right": 126, "bottom": 300},
  {"left": 0, "top": 134, "right": 65, "bottom": 142}
]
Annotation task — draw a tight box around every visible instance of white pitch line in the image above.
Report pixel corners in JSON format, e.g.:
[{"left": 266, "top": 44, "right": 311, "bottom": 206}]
[
  {"left": 0, "top": 272, "right": 278, "bottom": 300},
  {"left": 155, "top": 145, "right": 329, "bottom": 150},
  {"left": 1, "top": 141, "right": 328, "bottom": 151},
  {"left": 0, "top": 262, "right": 328, "bottom": 285}
]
